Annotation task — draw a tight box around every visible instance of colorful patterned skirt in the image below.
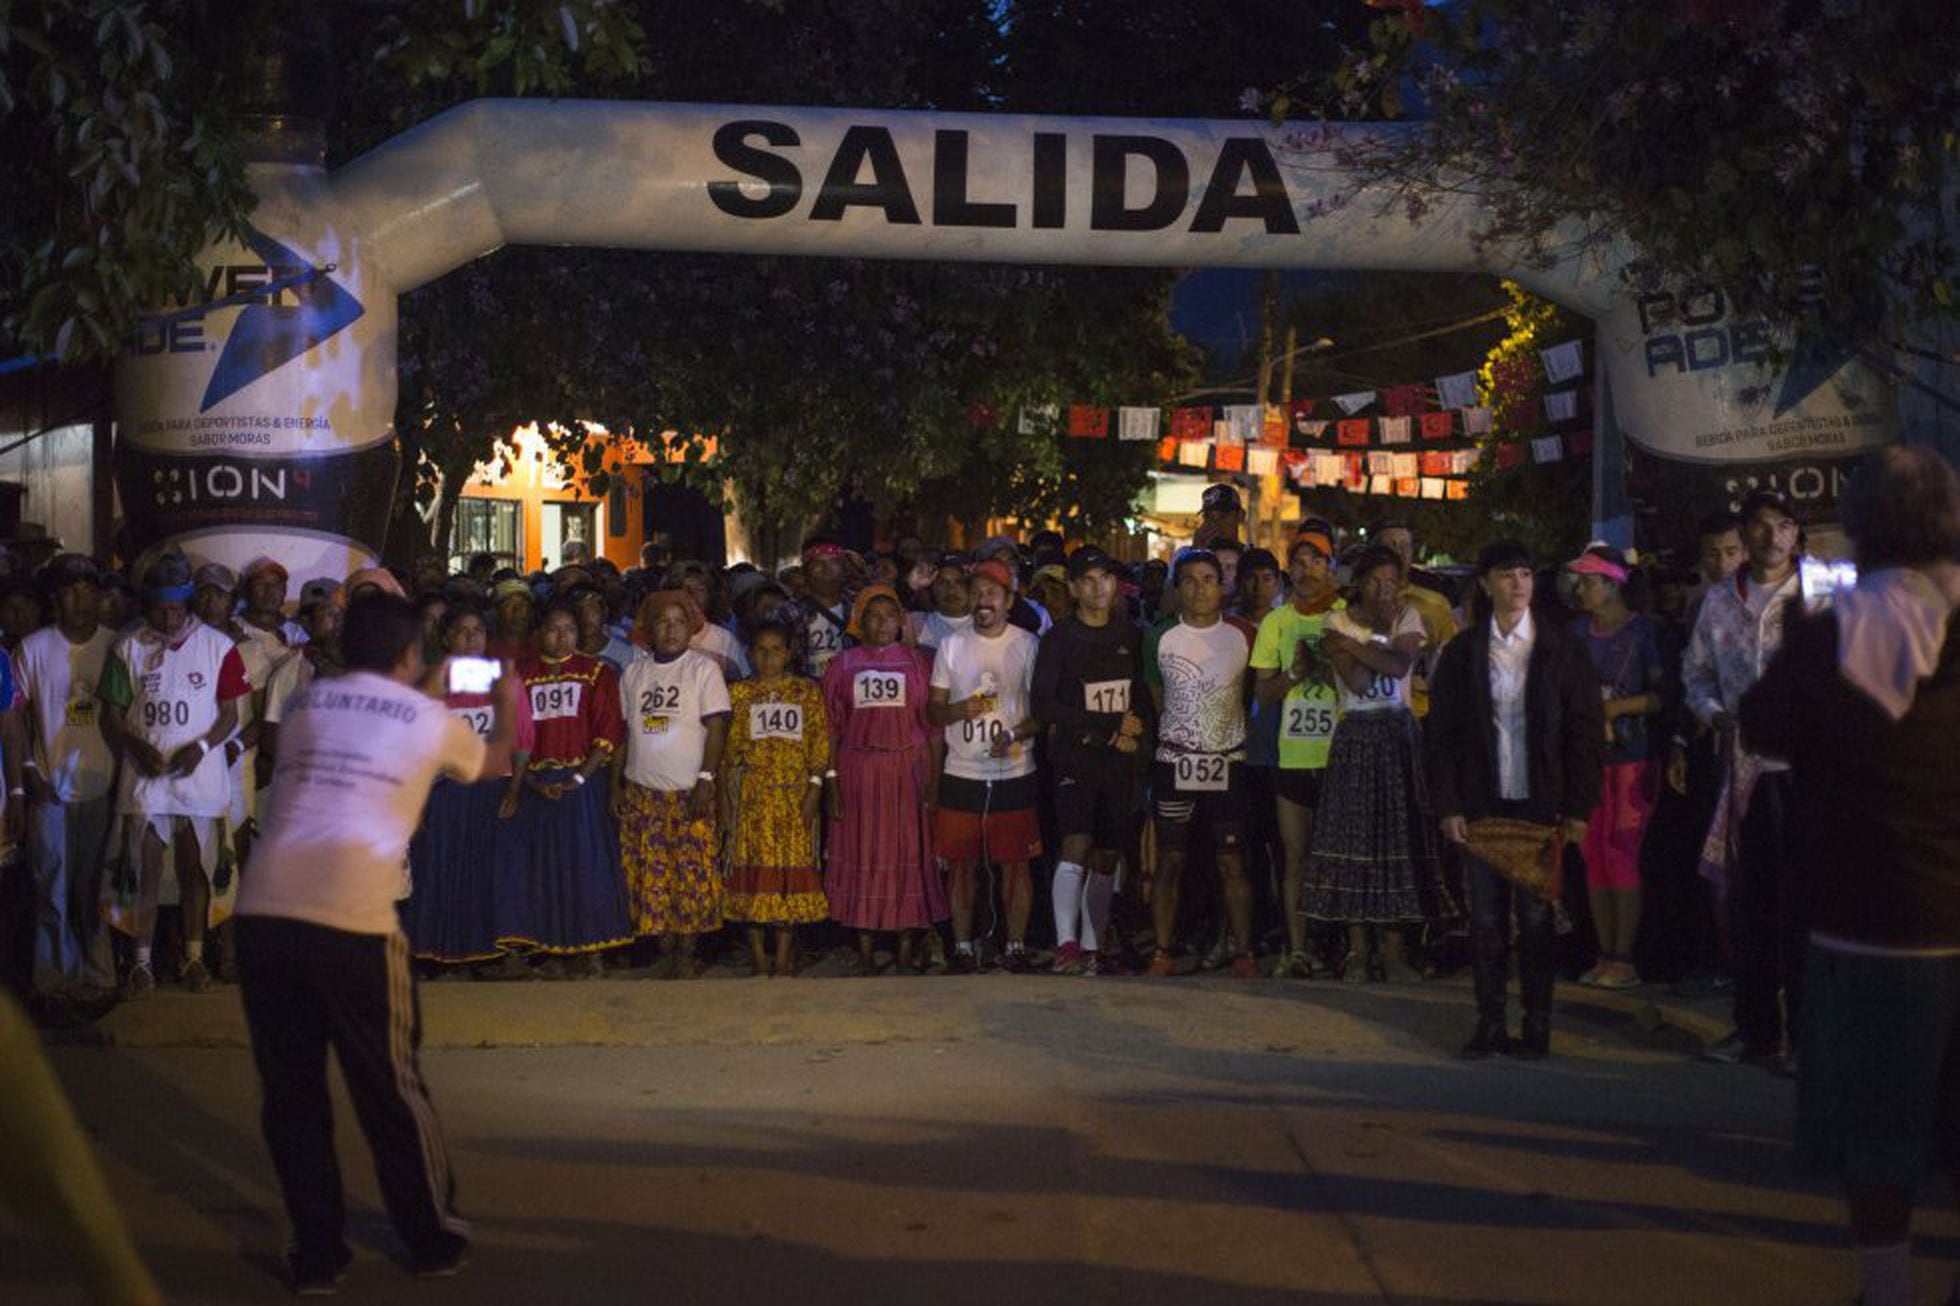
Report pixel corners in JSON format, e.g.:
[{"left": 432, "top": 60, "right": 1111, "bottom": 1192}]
[
  {"left": 825, "top": 746, "right": 946, "bottom": 931},
  {"left": 619, "top": 782, "right": 723, "bottom": 936},
  {"left": 1302, "top": 710, "right": 1448, "bottom": 925},
  {"left": 725, "top": 774, "right": 827, "bottom": 925},
  {"left": 402, "top": 776, "right": 515, "bottom": 963},
  {"left": 501, "top": 766, "right": 635, "bottom": 954}
]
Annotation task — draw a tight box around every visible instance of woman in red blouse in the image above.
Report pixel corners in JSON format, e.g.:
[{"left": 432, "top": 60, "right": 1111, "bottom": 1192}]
[{"left": 508, "top": 601, "right": 633, "bottom": 975}]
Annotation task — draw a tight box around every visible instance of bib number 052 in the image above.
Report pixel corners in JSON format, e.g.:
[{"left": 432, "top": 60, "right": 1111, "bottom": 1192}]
[{"left": 1172, "top": 753, "right": 1229, "bottom": 792}]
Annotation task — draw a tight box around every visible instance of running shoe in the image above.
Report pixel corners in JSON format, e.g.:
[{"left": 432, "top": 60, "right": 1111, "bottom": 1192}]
[
  {"left": 1000, "top": 946, "right": 1033, "bottom": 974},
  {"left": 1275, "top": 949, "right": 1315, "bottom": 980},
  {"left": 1079, "top": 950, "right": 1102, "bottom": 977},
  {"left": 180, "top": 958, "right": 213, "bottom": 993},
  {"left": 1145, "top": 950, "right": 1178, "bottom": 978},
  {"left": 119, "top": 963, "right": 155, "bottom": 1001},
  {"left": 947, "top": 950, "right": 980, "bottom": 975},
  {"left": 1594, "top": 963, "right": 1641, "bottom": 990},
  {"left": 1052, "top": 942, "right": 1087, "bottom": 975},
  {"left": 1699, "top": 1032, "right": 1780, "bottom": 1066},
  {"left": 1229, "top": 952, "right": 1259, "bottom": 980},
  {"left": 410, "top": 1247, "right": 470, "bottom": 1279}
]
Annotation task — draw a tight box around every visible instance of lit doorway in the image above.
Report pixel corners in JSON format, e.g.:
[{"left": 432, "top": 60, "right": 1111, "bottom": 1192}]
[{"left": 542, "top": 500, "right": 597, "bottom": 570}]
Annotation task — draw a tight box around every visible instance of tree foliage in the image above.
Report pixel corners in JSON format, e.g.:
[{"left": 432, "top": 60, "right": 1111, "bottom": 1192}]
[{"left": 1257, "top": 0, "right": 1959, "bottom": 340}]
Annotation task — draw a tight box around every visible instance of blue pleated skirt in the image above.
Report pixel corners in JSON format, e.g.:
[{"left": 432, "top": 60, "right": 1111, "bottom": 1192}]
[
  {"left": 402, "top": 776, "right": 515, "bottom": 963},
  {"left": 499, "top": 765, "right": 635, "bottom": 954}
]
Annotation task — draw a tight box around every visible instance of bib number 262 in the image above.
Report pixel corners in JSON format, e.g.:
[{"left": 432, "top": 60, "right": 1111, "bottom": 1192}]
[{"left": 1172, "top": 754, "right": 1229, "bottom": 792}]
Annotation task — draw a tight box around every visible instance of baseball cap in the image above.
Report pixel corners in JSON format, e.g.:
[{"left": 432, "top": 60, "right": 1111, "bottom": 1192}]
[
  {"left": 1064, "top": 548, "right": 1118, "bottom": 581},
  {"left": 41, "top": 553, "right": 100, "bottom": 590},
  {"left": 1201, "top": 483, "right": 1242, "bottom": 513},
  {"left": 142, "top": 554, "right": 193, "bottom": 598},
  {"left": 241, "top": 556, "right": 289, "bottom": 585},
  {"left": 298, "top": 578, "right": 340, "bottom": 610},
  {"left": 970, "top": 559, "right": 1016, "bottom": 593},
  {"left": 193, "top": 562, "right": 238, "bottom": 592}
]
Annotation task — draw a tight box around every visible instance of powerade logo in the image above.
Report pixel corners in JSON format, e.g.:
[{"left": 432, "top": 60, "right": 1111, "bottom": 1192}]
[
  {"left": 127, "top": 228, "right": 364, "bottom": 413},
  {"left": 1635, "top": 281, "right": 1852, "bottom": 418}
]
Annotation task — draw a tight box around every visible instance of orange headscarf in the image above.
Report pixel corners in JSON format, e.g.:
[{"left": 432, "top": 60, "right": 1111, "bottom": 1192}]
[
  {"left": 634, "top": 587, "right": 706, "bottom": 646},
  {"left": 845, "top": 584, "right": 903, "bottom": 640}
]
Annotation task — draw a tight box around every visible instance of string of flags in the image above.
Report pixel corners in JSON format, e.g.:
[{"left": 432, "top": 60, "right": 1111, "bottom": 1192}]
[{"left": 1008, "top": 336, "right": 1593, "bottom": 501}]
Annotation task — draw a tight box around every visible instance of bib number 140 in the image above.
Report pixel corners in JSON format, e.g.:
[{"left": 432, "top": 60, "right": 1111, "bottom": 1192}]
[{"left": 1173, "top": 754, "right": 1229, "bottom": 792}]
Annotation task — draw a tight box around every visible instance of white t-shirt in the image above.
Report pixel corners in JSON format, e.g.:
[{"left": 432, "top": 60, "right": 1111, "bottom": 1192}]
[
  {"left": 930, "top": 624, "right": 1039, "bottom": 782},
  {"left": 111, "top": 622, "right": 246, "bottom": 818},
  {"left": 910, "top": 609, "right": 972, "bottom": 654},
  {"left": 263, "top": 652, "right": 315, "bottom": 725},
  {"left": 804, "top": 602, "right": 850, "bottom": 677},
  {"left": 1150, "top": 618, "right": 1254, "bottom": 760},
  {"left": 238, "top": 670, "right": 486, "bottom": 935},
  {"left": 618, "top": 650, "right": 731, "bottom": 791},
  {"left": 689, "top": 621, "right": 745, "bottom": 681},
  {"left": 1329, "top": 607, "right": 1423, "bottom": 714},
  {"left": 13, "top": 625, "right": 117, "bottom": 803}
]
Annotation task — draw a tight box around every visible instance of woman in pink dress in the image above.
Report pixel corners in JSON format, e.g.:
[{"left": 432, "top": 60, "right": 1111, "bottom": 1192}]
[{"left": 822, "top": 586, "right": 947, "bottom": 974}]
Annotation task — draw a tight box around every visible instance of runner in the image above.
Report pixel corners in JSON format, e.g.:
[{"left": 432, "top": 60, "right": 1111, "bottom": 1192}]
[
  {"left": 14, "top": 553, "right": 116, "bottom": 1001},
  {"left": 99, "top": 556, "right": 251, "bottom": 997},
  {"left": 721, "top": 617, "right": 830, "bottom": 977},
  {"left": 508, "top": 600, "right": 632, "bottom": 974},
  {"left": 928, "top": 560, "right": 1043, "bottom": 973},
  {"left": 614, "top": 589, "right": 731, "bottom": 979},
  {"left": 1143, "top": 548, "right": 1259, "bottom": 978},
  {"left": 1249, "top": 529, "right": 1344, "bottom": 978},
  {"left": 906, "top": 553, "right": 973, "bottom": 656},
  {"left": 797, "top": 538, "right": 854, "bottom": 679},
  {"left": 1030, "top": 548, "right": 1151, "bottom": 976},
  {"left": 401, "top": 606, "right": 534, "bottom": 968},
  {"left": 822, "top": 585, "right": 947, "bottom": 975},
  {"left": 1300, "top": 545, "right": 1443, "bottom": 983},
  {"left": 236, "top": 591, "right": 524, "bottom": 1293}
]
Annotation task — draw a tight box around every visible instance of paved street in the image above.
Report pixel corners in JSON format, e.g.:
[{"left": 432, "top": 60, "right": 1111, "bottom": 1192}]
[{"left": 7, "top": 973, "right": 1954, "bottom": 1304}]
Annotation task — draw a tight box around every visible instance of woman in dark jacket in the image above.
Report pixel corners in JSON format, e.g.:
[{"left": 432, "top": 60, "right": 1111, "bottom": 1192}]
[{"left": 1426, "top": 540, "right": 1604, "bottom": 1059}]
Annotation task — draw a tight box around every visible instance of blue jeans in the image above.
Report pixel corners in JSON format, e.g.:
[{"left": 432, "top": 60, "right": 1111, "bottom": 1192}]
[{"left": 30, "top": 795, "right": 114, "bottom": 993}]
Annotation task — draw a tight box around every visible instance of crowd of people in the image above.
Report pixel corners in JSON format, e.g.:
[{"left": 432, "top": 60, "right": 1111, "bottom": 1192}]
[
  {"left": 3, "top": 450, "right": 1955, "bottom": 1304},
  {"left": 0, "top": 477, "right": 1833, "bottom": 1059}
]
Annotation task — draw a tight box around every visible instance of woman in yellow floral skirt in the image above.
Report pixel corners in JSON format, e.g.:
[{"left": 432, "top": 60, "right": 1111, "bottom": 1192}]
[{"left": 722, "top": 619, "right": 832, "bottom": 976}]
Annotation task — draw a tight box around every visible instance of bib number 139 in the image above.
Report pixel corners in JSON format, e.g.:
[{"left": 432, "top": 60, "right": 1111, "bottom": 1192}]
[
  {"left": 1173, "top": 754, "right": 1229, "bottom": 792},
  {"left": 853, "top": 672, "right": 905, "bottom": 708}
]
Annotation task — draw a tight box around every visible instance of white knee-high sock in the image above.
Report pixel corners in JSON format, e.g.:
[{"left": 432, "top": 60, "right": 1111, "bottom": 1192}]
[
  {"left": 1052, "top": 862, "right": 1085, "bottom": 947},
  {"left": 1081, "top": 870, "right": 1116, "bottom": 953}
]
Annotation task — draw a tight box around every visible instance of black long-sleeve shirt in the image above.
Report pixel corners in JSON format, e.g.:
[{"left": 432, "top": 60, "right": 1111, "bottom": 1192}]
[{"left": 1030, "top": 615, "right": 1153, "bottom": 774}]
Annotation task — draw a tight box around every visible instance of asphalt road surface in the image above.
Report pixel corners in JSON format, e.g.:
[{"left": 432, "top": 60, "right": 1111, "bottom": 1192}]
[{"left": 7, "top": 971, "right": 1955, "bottom": 1304}]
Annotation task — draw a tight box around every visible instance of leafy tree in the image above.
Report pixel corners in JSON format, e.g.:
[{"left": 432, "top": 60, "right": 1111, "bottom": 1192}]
[
  {"left": 0, "top": 1, "right": 644, "bottom": 365},
  {"left": 1256, "top": 0, "right": 1958, "bottom": 341}
]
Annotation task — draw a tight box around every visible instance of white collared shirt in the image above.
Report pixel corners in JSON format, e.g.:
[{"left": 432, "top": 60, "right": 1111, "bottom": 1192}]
[{"left": 1488, "top": 608, "right": 1536, "bottom": 800}]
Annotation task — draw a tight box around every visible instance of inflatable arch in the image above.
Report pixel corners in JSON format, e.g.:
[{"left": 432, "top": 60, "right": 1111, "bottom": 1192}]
[{"left": 114, "top": 100, "right": 1897, "bottom": 586}]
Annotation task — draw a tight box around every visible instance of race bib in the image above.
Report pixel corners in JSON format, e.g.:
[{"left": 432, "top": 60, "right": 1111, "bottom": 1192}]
[
  {"left": 1281, "top": 698, "right": 1335, "bottom": 742},
  {"left": 139, "top": 699, "right": 192, "bottom": 731},
  {"left": 1359, "top": 673, "right": 1401, "bottom": 703},
  {"left": 1084, "top": 679, "right": 1129, "bottom": 715},
  {"left": 64, "top": 698, "right": 97, "bottom": 729},
  {"left": 853, "top": 670, "right": 906, "bottom": 709},
  {"left": 950, "top": 713, "right": 1011, "bottom": 761},
  {"left": 749, "top": 701, "right": 804, "bottom": 741},
  {"left": 450, "top": 705, "right": 493, "bottom": 737},
  {"left": 529, "top": 681, "right": 583, "bottom": 722},
  {"left": 1171, "top": 753, "right": 1230, "bottom": 792}
]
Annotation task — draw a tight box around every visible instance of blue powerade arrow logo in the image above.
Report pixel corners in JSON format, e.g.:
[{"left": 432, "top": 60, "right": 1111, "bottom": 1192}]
[{"left": 199, "top": 228, "right": 364, "bottom": 413}]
